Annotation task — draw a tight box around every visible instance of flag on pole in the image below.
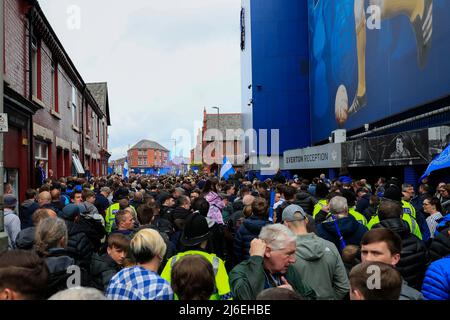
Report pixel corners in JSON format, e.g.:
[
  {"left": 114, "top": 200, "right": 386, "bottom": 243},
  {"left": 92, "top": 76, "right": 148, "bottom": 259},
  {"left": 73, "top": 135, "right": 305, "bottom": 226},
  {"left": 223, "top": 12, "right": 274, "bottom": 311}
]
[
  {"left": 268, "top": 189, "right": 276, "bottom": 222},
  {"left": 123, "top": 158, "right": 129, "bottom": 180},
  {"left": 220, "top": 157, "right": 235, "bottom": 181}
]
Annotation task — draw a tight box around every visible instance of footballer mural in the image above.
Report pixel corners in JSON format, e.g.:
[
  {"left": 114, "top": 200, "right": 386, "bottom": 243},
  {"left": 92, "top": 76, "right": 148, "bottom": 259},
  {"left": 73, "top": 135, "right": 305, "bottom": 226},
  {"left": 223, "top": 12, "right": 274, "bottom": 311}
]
[{"left": 308, "top": 0, "right": 450, "bottom": 143}]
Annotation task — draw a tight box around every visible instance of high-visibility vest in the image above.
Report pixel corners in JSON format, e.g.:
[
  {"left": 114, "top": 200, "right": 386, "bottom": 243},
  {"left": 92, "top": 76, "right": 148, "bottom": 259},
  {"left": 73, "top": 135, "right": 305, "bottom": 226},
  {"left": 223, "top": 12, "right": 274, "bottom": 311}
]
[
  {"left": 367, "top": 214, "right": 422, "bottom": 240},
  {"left": 161, "top": 250, "right": 232, "bottom": 300},
  {"left": 349, "top": 207, "right": 367, "bottom": 226},
  {"left": 105, "top": 203, "right": 121, "bottom": 234},
  {"left": 402, "top": 200, "right": 416, "bottom": 219},
  {"left": 313, "top": 199, "right": 328, "bottom": 218}
]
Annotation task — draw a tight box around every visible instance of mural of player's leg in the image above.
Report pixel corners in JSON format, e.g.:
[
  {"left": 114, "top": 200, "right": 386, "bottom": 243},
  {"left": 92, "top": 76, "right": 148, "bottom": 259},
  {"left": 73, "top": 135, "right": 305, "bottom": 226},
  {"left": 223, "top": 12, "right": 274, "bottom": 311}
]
[
  {"left": 336, "top": 0, "right": 433, "bottom": 126},
  {"left": 348, "top": 0, "right": 367, "bottom": 115},
  {"left": 375, "top": 0, "right": 432, "bottom": 68}
]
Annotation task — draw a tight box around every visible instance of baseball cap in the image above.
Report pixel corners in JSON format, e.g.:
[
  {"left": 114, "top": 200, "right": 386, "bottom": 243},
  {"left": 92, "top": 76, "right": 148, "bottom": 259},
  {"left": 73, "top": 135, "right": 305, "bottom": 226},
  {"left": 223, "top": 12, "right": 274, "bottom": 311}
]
[
  {"left": 282, "top": 204, "right": 306, "bottom": 222},
  {"left": 60, "top": 204, "right": 80, "bottom": 221},
  {"left": 3, "top": 194, "right": 17, "bottom": 208}
]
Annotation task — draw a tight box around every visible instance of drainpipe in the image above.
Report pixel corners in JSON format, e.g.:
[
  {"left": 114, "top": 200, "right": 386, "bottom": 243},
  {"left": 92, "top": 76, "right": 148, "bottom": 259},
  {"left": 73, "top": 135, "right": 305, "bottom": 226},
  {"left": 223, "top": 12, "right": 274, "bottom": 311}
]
[
  {"left": 27, "top": 8, "right": 35, "bottom": 188},
  {"left": 80, "top": 84, "right": 86, "bottom": 174},
  {"left": 0, "top": 0, "right": 7, "bottom": 251}
]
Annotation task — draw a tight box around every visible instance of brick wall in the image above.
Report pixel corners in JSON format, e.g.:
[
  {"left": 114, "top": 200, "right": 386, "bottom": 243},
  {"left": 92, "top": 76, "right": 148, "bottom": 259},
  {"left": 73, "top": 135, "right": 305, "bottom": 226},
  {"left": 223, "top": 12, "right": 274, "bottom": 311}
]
[{"left": 4, "top": 0, "right": 29, "bottom": 97}]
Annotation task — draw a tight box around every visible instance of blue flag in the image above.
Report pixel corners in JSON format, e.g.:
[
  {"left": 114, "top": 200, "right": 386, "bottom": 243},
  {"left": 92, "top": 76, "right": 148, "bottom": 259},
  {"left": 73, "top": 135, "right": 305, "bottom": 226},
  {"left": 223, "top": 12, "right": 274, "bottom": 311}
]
[
  {"left": 420, "top": 145, "right": 450, "bottom": 182},
  {"left": 123, "top": 158, "right": 129, "bottom": 180},
  {"left": 268, "top": 189, "right": 276, "bottom": 222},
  {"left": 220, "top": 157, "right": 235, "bottom": 181}
]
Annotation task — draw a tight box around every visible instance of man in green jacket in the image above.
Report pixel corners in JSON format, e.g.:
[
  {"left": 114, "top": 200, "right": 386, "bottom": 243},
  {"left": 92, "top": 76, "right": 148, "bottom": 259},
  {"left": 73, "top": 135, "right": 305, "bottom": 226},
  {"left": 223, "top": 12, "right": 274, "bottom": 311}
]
[
  {"left": 282, "top": 204, "right": 349, "bottom": 299},
  {"left": 229, "top": 224, "right": 316, "bottom": 300}
]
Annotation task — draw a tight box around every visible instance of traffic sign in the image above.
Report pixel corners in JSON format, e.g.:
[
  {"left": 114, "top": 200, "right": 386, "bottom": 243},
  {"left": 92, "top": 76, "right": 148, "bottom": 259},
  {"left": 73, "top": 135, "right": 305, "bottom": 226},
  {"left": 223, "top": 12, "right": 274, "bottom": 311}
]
[{"left": 0, "top": 113, "right": 8, "bottom": 132}]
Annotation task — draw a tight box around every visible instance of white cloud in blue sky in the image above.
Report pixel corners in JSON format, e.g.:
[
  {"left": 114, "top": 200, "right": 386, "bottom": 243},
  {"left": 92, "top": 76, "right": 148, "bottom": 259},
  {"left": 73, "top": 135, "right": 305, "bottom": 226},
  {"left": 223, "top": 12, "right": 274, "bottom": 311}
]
[{"left": 39, "top": 0, "right": 242, "bottom": 160}]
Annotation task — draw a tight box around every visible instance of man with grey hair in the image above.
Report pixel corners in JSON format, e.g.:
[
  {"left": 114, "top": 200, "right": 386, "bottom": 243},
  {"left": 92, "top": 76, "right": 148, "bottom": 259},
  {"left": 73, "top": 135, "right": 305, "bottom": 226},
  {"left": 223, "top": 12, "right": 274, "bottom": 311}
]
[
  {"left": 49, "top": 287, "right": 106, "bottom": 300},
  {"left": 229, "top": 224, "right": 316, "bottom": 300},
  {"left": 282, "top": 204, "right": 349, "bottom": 299},
  {"left": 316, "top": 196, "right": 368, "bottom": 253}
]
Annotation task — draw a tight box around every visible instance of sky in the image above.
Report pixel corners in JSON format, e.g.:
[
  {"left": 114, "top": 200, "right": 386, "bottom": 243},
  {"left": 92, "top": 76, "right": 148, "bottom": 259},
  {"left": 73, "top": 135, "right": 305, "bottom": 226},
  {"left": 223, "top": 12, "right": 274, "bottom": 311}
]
[{"left": 39, "top": 0, "right": 242, "bottom": 160}]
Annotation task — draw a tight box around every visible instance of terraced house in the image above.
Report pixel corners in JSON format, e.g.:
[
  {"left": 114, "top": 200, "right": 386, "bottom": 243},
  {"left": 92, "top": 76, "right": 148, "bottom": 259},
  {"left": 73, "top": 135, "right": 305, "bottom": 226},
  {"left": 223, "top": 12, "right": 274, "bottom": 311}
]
[{"left": 3, "top": 0, "right": 111, "bottom": 201}]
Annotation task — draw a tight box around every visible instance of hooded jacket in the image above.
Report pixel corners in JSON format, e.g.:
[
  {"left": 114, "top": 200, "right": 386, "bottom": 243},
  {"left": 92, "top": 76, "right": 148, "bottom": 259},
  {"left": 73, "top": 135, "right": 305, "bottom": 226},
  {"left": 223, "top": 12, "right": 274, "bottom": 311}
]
[
  {"left": 356, "top": 194, "right": 371, "bottom": 215},
  {"left": 171, "top": 206, "right": 191, "bottom": 230},
  {"left": 233, "top": 216, "right": 271, "bottom": 264},
  {"left": 428, "top": 229, "right": 450, "bottom": 262},
  {"left": 373, "top": 218, "right": 429, "bottom": 290},
  {"left": 43, "top": 248, "right": 92, "bottom": 298},
  {"left": 65, "top": 220, "right": 95, "bottom": 271},
  {"left": 295, "top": 192, "right": 317, "bottom": 215},
  {"left": 316, "top": 216, "right": 368, "bottom": 253},
  {"left": 19, "top": 199, "right": 39, "bottom": 230},
  {"left": 292, "top": 233, "right": 349, "bottom": 300},
  {"left": 90, "top": 253, "right": 122, "bottom": 292},
  {"left": 421, "top": 255, "right": 450, "bottom": 300}
]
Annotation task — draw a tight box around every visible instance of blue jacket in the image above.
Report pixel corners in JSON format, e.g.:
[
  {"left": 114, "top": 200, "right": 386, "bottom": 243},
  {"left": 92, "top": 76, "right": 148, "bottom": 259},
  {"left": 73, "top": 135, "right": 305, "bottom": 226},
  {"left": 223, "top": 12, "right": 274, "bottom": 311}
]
[
  {"left": 233, "top": 216, "right": 271, "bottom": 265},
  {"left": 316, "top": 216, "right": 368, "bottom": 253},
  {"left": 422, "top": 255, "right": 450, "bottom": 300}
]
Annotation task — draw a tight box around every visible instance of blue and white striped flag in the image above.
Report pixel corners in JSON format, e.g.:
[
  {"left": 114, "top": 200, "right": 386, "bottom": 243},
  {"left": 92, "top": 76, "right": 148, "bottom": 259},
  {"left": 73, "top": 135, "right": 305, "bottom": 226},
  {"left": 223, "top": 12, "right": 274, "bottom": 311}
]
[
  {"left": 123, "top": 158, "right": 129, "bottom": 179},
  {"left": 220, "top": 157, "right": 235, "bottom": 181}
]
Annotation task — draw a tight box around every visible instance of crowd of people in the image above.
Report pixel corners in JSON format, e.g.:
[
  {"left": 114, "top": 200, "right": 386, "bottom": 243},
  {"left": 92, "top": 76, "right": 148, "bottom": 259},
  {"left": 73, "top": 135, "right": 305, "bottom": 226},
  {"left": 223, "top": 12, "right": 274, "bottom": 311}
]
[{"left": 1, "top": 171, "right": 449, "bottom": 300}]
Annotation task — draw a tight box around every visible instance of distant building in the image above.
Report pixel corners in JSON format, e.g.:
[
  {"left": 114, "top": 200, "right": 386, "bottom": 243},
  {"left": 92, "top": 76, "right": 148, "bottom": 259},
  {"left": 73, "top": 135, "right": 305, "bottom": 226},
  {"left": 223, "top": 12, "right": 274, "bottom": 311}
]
[
  {"left": 127, "top": 139, "right": 169, "bottom": 174},
  {"left": 192, "top": 109, "right": 243, "bottom": 174}
]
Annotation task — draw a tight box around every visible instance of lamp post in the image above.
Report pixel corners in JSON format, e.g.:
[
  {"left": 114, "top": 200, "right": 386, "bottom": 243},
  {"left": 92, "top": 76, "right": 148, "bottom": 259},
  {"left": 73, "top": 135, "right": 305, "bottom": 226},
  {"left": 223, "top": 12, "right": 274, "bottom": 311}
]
[
  {"left": 212, "top": 107, "right": 220, "bottom": 176},
  {"left": 170, "top": 138, "right": 177, "bottom": 161}
]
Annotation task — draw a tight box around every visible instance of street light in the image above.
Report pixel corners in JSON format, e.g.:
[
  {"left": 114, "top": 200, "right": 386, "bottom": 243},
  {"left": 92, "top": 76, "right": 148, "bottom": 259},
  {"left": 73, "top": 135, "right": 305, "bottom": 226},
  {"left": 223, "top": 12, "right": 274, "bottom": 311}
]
[{"left": 212, "top": 107, "right": 220, "bottom": 175}]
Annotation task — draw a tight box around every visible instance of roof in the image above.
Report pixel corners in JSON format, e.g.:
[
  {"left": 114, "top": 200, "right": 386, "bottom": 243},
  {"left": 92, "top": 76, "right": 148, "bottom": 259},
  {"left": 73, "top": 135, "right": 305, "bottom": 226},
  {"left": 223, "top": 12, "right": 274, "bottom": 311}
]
[
  {"left": 205, "top": 113, "right": 242, "bottom": 140},
  {"left": 86, "top": 82, "right": 111, "bottom": 125},
  {"left": 130, "top": 140, "right": 169, "bottom": 152},
  {"left": 113, "top": 157, "right": 127, "bottom": 163}
]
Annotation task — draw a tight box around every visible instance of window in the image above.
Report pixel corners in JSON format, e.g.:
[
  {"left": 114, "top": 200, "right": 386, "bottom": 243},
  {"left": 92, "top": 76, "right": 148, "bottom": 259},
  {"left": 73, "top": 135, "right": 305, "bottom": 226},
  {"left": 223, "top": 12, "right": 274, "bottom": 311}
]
[
  {"left": 92, "top": 113, "right": 97, "bottom": 138},
  {"left": 143, "top": 157, "right": 148, "bottom": 166},
  {"left": 35, "top": 141, "right": 48, "bottom": 176},
  {"left": 96, "top": 117, "right": 100, "bottom": 142},
  {"left": 86, "top": 108, "right": 91, "bottom": 136},
  {"left": 71, "top": 87, "right": 78, "bottom": 127},
  {"left": 51, "top": 60, "right": 58, "bottom": 112},
  {"left": 31, "top": 37, "right": 38, "bottom": 98}
]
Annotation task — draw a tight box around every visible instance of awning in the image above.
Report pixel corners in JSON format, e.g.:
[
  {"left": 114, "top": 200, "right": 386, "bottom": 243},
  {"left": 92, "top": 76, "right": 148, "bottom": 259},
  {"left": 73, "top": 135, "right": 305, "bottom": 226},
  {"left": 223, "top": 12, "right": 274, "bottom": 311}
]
[{"left": 72, "top": 153, "right": 85, "bottom": 174}]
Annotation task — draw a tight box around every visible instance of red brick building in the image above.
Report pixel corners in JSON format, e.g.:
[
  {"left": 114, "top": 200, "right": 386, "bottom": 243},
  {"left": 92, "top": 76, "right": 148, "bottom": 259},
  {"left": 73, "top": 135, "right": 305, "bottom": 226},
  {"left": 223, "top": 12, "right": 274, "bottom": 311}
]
[
  {"left": 3, "top": 0, "right": 111, "bottom": 201},
  {"left": 191, "top": 109, "right": 243, "bottom": 174},
  {"left": 127, "top": 140, "right": 169, "bottom": 172}
]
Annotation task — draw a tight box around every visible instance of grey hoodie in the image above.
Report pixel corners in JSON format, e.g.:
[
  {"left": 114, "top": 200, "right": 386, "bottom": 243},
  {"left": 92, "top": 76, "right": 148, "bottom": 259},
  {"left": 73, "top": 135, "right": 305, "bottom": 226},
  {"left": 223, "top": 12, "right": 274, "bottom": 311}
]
[
  {"left": 293, "top": 233, "right": 349, "bottom": 300},
  {"left": 79, "top": 202, "right": 105, "bottom": 226}
]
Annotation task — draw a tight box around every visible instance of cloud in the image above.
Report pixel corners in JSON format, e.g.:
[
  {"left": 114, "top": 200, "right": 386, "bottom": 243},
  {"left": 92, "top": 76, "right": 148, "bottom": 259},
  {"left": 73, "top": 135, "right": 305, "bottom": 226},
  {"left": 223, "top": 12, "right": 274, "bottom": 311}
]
[{"left": 39, "top": 0, "right": 242, "bottom": 160}]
